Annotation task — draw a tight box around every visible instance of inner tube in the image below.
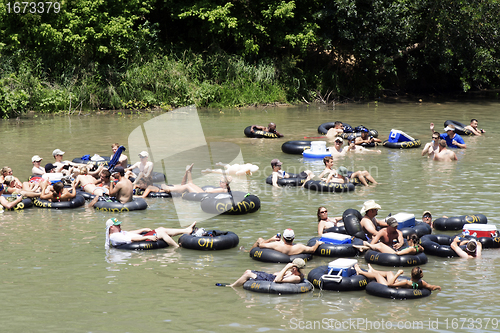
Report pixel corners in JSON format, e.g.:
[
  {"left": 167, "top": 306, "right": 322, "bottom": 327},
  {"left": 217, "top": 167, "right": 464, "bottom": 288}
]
[
  {"left": 400, "top": 222, "right": 432, "bottom": 238},
  {"left": 281, "top": 140, "right": 312, "bottom": 155},
  {"left": 365, "top": 279, "right": 432, "bottom": 299},
  {"left": 317, "top": 122, "right": 353, "bottom": 135},
  {"left": 200, "top": 192, "right": 260, "bottom": 215},
  {"left": 383, "top": 139, "right": 421, "bottom": 149},
  {"left": 32, "top": 195, "right": 85, "bottom": 209},
  {"left": 324, "top": 226, "right": 347, "bottom": 234},
  {"left": 244, "top": 126, "right": 280, "bottom": 139},
  {"left": 133, "top": 188, "right": 172, "bottom": 198},
  {"left": 265, "top": 173, "right": 308, "bottom": 187},
  {"left": 433, "top": 214, "right": 487, "bottom": 231},
  {"left": 303, "top": 180, "right": 355, "bottom": 193},
  {"left": 420, "top": 234, "right": 465, "bottom": 257},
  {"left": 342, "top": 209, "right": 366, "bottom": 240},
  {"left": 460, "top": 235, "right": 500, "bottom": 249},
  {"left": 444, "top": 120, "right": 474, "bottom": 136},
  {"left": 72, "top": 157, "right": 110, "bottom": 168},
  {"left": 114, "top": 239, "right": 168, "bottom": 250},
  {"left": 307, "top": 237, "right": 356, "bottom": 257},
  {"left": 307, "top": 265, "right": 369, "bottom": 291},
  {"left": 2, "top": 195, "right": 33, "bottom": 210},
  {"left": 130, "top": 170, "right": 166, "bottom": 183},
  {"left": 93, "top": 197, "right": 148, "bottom": 212},
  {"left": 364, "top": 249, "right": 428, "bottom": 267},
  {"left": 250, "top": 247, "right": 313, "bottom": 263},
  {"left": 178, "top": 230, "right": 239, "bottom": 250},
  {"left": 243, "top": 280, "right": 313, "bottom": 294}
]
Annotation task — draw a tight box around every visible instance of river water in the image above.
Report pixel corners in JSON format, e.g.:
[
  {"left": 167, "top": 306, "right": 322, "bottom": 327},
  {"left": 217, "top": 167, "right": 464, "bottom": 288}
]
[{"left": 2, "top": 101, "right": 500, "bottom": 332}]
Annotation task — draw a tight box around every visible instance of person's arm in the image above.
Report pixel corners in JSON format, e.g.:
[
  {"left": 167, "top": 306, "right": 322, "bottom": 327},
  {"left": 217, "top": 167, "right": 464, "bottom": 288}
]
[
  {"left": 450, "top": 236, "right": 470, "bottom": 258},
  {"left": 354, "top": 137, "right": 366, "bottom": 145},
  {"left": 143, "top": 162, "right": 153, "bottom": 178},
  {"left": 430, "top": 122, "right": 435, "bottom": 134},
  {"left": 452, "top": 140, "right": 466, "bottom": 149},
  {"left": 377, "top": 218, "right": 389, "bottom": 228},
  {"left": 466, "top": 126, "right": 482, "bottom": 136},
  {"left": 318, "top": 168, "right": 330, "bottom": 180},
  {"left": 108, "top": 178, "right": 120, "bottom": 197},
  {"left": 129, "top": 228, "right": 152, "bottom": 234},
  {"left": 396, "top": 246, "right": 416, "bottom": 256},
  {"left": 318, "top": 221, "right": 326, "bottom": 236},
  {"left": 62, "top": 184, "right": 77, "bottom": 200},
  {"left": 125, "top": 162, "right": 140, "bottom": 172},
  {"left": 369, "top": 229, "right": 383, "bottom": 244},
  {"left": 421, "top": 279, "right": 441, "bottom": 291},
  {"left": 274, "top": 263, "right": 301, "bottom": 283},
  {"left": 0, "top": 194, "right": 24, "bottom": 209},
  {"left": 476, "top": 241, "right": 482, "bottom": 258},
  {"left": 251, "top": 125, "right": 265, "bottom": 133},
  {"left": 296, "top": 240, "right": 323, "bottom": 254},
  {"left": 394, "top": 231, "right": 405, "bottom": 250},
  {"left": 257, "top": 236, "right": 281, "bottom": 250},
  {"left": 32, "top": 167, "right": 44, "bottom": 175},
  {"left": 272, "top": 172, "right": 280, "bottom": 188},
  {"left": 88, "top": 164, "right": 105, "bottom": 177},
  {"left": 421, "top": 143, "right": 431, "bottom": 156}
]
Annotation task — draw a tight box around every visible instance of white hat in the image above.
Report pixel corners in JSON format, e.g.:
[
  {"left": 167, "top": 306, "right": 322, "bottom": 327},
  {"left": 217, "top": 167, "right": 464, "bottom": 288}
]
[
  {"left": 334, "top": 137, "right": 343, "bottom": 143},
  {"left": 52, "top": 149, "right": 65, "bottom": 156},
  {"left": 444, "top": 126, "right": 455, "bottom": 132},
  {"left": 360, "top": 200, "right": 381, "bottom": 215},
  {"left": 32, "top": 155, "right": 43, "bottom": 162},
  {"left": 139, "top": 151, "right": 149, "bottom": 158},
  {"left": 283, "top": 228, "right": 295, "bottom": 240},
  {"left": 105, "top": 218, "right": 122, "bottom": 249}
]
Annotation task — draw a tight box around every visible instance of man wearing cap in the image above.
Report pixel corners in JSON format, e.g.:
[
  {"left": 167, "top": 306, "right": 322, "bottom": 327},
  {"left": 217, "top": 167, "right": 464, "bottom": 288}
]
[
  {"left": 354, "top": 128, "right": 382, "bottom": 146},
  {"left": 360, "top": 200, "right": 389, "bottom": 240},
  {"left": 31, "top": 155, "right": 45, "bottom": 175},
  {"left": 433, "top": 140, "right": 458, "bottom": 162},
  {"left": 221, "top": 258, "right": 306, "bottom": 287},
  {"left": 328, "top": 137, "right": 347, "bottom": 157},
  {"left": 369, "top": 217, "right": 404, "bottom": 249},
  {"left": 430, "top": 123, "right": 466, "bottom": 149},
  {"left": 250, "top": 122, "right": 284, "bottom": 137},
  {"left": 250, "top": 229, "right": 323, "bottom": 256},
  {"left": 105, "top": 218, "right": 197, "bottom": 249},
  {"left": 125, "top": 151, "right": 153, "bottom": 184},
  {"left": 52, "top": 149, "right": 79, "bottom": 175},
  {"left": 271, "top": 159, "right": 314, "bottom": 188}
]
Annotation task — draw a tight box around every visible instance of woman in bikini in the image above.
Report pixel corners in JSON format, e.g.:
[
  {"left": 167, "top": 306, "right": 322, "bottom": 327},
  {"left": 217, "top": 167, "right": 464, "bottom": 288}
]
[
  {"left": 361, "top": 233, "right": 424, "bottom": 255},
  {"left": 316, "top": 206, "right": 343, "bottom": 236},
  {"left": 40, "top": 181, "right": 77, "bottom": 202},
  {"left": 74, "top": 166, "right": 109, "bottom": 196}
]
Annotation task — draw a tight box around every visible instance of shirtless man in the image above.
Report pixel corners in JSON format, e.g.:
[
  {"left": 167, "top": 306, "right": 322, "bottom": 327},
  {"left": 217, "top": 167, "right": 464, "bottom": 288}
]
[
  {"left": 422, "top": 132, "right": 440, "bottom": 158},
  {"left": 125, "top": 151, "right": 153, "bottom": 184},
  {"left": 250, "top": 228, "right": 323, "bottom": 256},
  {"left": 325, "top": 121, "right": 344, "bottom": 139},
  {"left": 343, "top": 138, "right": 382, "bottom": 153},
  {"left": 250, "top": 122, "right": 284, "bottom": 137},
  {"left": 328, "top": 137, "right": 346, "bottom": 157},
  {"left": 360, "top": 200, "right": 388, "bottom": 240},
  {"left": 111, "top": 143, "right": 128, "bottom": 168},
  {"left": 369, "top": 217, "right": 404, "bottom": 249},
  {"left": 354, "top": 128, "right": 382, "bottom": 146},
  {"left": 89, "top": 166, "right": 133, "bottom": 207},
  {"left": 318, "top": 156, "right": 338, "bottom": 181},
  {"left": 52, "top": 149, "right": 84, "bottom": 175},
  {"left": 433, "top": 140, "right": 458, "bottom": 162},
  {"left": 73, "top": 166, "right": 109, "bottom": 196},
  {"left": 465, "top": 119, "right": 485, "bottom": 136}
]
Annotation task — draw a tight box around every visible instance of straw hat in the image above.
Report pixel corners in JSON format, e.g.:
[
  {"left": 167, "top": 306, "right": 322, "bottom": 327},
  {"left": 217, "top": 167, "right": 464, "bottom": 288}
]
[{"left": 360, "top": 200, "right": 381, "bottom": 215}]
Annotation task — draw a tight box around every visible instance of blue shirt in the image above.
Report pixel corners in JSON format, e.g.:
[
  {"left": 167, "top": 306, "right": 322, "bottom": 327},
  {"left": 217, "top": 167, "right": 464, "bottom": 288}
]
[{"left": 440, "top": 133, "right": 464, "bottom": 149}]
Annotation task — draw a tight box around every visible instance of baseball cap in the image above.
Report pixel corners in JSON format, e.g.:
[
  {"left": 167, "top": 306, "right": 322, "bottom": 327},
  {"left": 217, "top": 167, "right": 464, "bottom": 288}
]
[
  {"left": 44, "top": 163, "right": 56, "bottom": 173},
  {"left": 334, "top": 137, "right": 343, "bottom": 143},
  {"left": 386, "top": 217, "right": 399, "bottom": 228},
  {"left": 423, "top": 211, "right": 432, "bottom": 217},
  {"left": 52, "top": 149, "right": 65, "bottom": 156},
  {"left": 113, "top": 166, "right": 125, "bottom": 176},
  {"left": 106, "top": 218, "right": 122, "bottom": 228},
  {"left": 337, "top": 166, "right": 349, "bottom": 177},
  {"left": 271, "top": 159, "right": 283, "bottom": 166},
  {"left": 444, "top": 126, "right": 455, "bottom": 132},
  {"left": 139, "top": 151, "right": 149, "bottom": 158},
  {"left": 283, "top": 228, "right": 295, "bottom": 240},
  {"left": 32, "top": 155, "right": 43, "bottom": 162},
  {"left": 292, "top": 258, "right": 306, "bottom": 269}
]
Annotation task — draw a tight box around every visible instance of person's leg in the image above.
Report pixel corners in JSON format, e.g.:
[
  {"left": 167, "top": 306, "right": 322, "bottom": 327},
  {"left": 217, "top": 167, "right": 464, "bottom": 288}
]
[
  {"left": 363, "top": 241, "right": 396, "bottom": 254},
  {"left": 156, "top": 221, "right": 196, "bottom": 237},
  {"left": 201, "top": 168, "right": 223, "bottom": 174},
  {"left": 155, "top": 229, "right": 179, "bottom": 248},
  {"left": 386, "top": 270, "right": 404, "bottom": 285},
  {"left": 185, "top": 183, "right": 205, "bottom": 193},
  {"left": 361, "top": 170, "right": 378, "bottom": 184},
  {"left": 229, "top": 270, "right": 258, "bottom": 287},
  {"left": 88, "top": 195, "right": 100, "bottom": 208},
  {"left": 351, "top": 171, "right": 368, "bottom": 186},
  {"left": 354, "top": 264, "right": 387, "bottom": 284}
]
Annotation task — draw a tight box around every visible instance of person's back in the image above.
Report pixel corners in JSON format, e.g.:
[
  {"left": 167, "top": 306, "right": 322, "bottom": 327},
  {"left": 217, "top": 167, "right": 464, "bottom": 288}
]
[{"left": 115, "top": 177, "right": 133, "bottom": 203}]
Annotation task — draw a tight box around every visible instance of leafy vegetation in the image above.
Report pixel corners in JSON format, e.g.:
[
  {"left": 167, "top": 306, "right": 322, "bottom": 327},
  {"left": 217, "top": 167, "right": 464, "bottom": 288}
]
[{"left": 0, "top": 0, "right": 499, "bottom": 117}]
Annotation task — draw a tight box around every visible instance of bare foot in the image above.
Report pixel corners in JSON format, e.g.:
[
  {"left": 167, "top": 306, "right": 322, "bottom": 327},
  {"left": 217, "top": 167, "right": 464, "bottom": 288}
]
[
  {"left": 186, "top": 163, "right": 194, "bottom": 172},
  {"left": 354, "top": 264, "right": 362, "bottom": 275},
  {"left": 215, "top": 162, "right": 226, "bottom": 167},
  {"left": 396, "top": 269, "right": 404, "bottom": 276},
  {"left": 367, "top": 264, "right": 374, "bottom": 273},
  {"left": 88, "top": 195, "right": 99, "bottom": 208},
  {"left": 186, "top": 221, "right": 197, "bottom": 234},
  {"left": 201, "top": 169, "right": 212, "bottom": 174},
  {"left": 353, "top": 245, "right": 369, "bottom": 252}
]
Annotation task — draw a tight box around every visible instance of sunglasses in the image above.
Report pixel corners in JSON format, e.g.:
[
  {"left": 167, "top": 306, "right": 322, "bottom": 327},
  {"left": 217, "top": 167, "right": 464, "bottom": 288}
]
[
  {"left": 432, "top": 137, "right": 439, "bottom": 140},
  {"left": 320, "top": 210, "right": 327, "bottom": 213}
]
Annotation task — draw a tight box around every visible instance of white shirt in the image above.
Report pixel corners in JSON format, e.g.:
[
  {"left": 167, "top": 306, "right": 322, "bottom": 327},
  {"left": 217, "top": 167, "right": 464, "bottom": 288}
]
[{"left": 110, "top": 230, "right": 133, "bottom": 246}]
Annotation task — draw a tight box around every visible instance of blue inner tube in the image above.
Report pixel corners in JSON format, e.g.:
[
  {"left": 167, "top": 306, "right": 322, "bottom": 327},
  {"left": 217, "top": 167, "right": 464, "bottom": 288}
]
[
  {"left": 243, "top": 279, "right": 313, "bottom": 294},
  {"left": 2, "top": 195, "right": 33, "bottom": 210},
  {"left": 420, "top": 234, "right": 465, "bottom": 257},
  {"left": 281, "top": 140, "right": 312, "bottom": 155},
  {"left": 307, "top": 237, "right": 356, "bottom": 257},
  {"left": 400, "top": 222, "right": 432, "bottom": 238},
  {"left": 114, "top": 239, "right": 168, "bottom": 250},
  {"left": 307, "top": 265, "right": 369, "bottom": 291},
  {"left": 302, "top": 148, "right": 332, "bottom": 158},
  {"left": 433, "top": 214, "right": 487, "bottom": 231},
  {"left": 249, "top": 247, "right": 313, "bottom": 263},
  {"left": 244, "top": 126, "right": 280, "bottom": 139},
  {"left": 365, "top": 279, "right": 432, "bottom": 299},
  {"left": 383, "top": 139, "right": 421, "bottom": 149},
  {"left": 93, "top": 197, "right": 148, "bottom": 212},
  {"left": 265, "top": 173, "right": 308, "bottom": 187},
  {"left": 32, "top": 195, "right": 85, "bottom": 209},
  {"left": 303, "top": 180, "right": 355, "bottom": 193},
  {"left": 178, "top": 230, "right": 239, "bottom": 250},
  {"left": 444, "top": 120, "right": 473, "bottom": 136},
  {"left": 364, "top": 249, "right": 428, "bottom": 267},
  {"left": 200, "top": 191, "right": 260, "bottom": 215}
]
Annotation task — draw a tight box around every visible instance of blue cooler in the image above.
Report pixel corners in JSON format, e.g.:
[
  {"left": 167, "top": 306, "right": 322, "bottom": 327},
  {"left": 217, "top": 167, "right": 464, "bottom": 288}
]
[
  {"left": 319, "top": 232, "right": 352, "bottom": 245},
  {"left": 388, "top": 129, "right": 415, "bottom": 143},
  {"left": 392, "top": 213, "right": 416, "bottom": 229},
  {"left": 321, "top": 259, "right": 358, "bottom": 283}
]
